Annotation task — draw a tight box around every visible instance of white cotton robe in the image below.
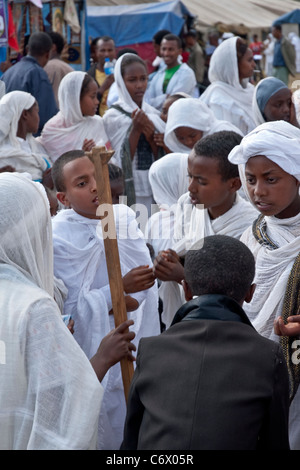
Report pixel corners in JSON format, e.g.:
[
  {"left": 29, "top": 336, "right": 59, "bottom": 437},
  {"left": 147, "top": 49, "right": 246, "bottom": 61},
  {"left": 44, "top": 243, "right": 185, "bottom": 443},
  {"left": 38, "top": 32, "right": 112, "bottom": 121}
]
[
  {"left": 38, "top": 71, "right": 110, "bottom": 163},
  {"left": 103, "top": 53, "right": 166, "bottom": 208},
  {"left": 159, "top": 192, "right": 258, "bottom": 329},
  {"left": 0, "top": 173, "right": 103, "bottom": 450},
  {"left": 200, "top": 36, "right": 256, "bottom": 135},
  {"left": 52, "top": 204, "right": 160, "bottom": 450},
  {"left": 228, "top": 120, "right": 300, "bottom": 449},
  {"left": 145, "top": 152, "right": 189, "bottom": 257},
  {"left": 0, "top": 91, "right": 49, "bottom": 181}
]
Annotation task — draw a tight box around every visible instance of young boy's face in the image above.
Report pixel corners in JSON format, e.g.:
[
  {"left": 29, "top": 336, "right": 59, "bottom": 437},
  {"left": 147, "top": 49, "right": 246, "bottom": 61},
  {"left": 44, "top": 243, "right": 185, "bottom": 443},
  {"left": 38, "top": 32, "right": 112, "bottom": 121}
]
[
  {"left": 57, "top": 156, "right": 100, "bottom": 219},
  {"left": 245, "top": 155, "right": 300, "bottom": 219},
  {"left": 187, "top": 151, "right": 239, "bottom": 220}
]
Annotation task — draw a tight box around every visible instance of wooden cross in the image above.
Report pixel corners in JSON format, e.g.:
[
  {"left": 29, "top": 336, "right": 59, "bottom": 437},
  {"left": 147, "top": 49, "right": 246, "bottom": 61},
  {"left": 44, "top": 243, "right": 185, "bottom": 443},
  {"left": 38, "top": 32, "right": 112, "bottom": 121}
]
[{"left": 88, "top": 145, "right": 134, "bottom": 402}]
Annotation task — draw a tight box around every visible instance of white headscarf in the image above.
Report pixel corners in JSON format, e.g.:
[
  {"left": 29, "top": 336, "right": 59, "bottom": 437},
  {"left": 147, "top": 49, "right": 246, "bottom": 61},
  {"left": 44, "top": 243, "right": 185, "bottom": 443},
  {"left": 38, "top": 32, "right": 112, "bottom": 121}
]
[
  {"left": 0, "top": 172, "right": 53, "bottom": 296},
  {"left": 38, "top": 71, "right": 109, "bottom": 163},
  {"left": 0, "top": 172, "right": 103, "bottom": 450},
  {"left": 164, "top": 97, "right": 242, "bottom": 152},
  {"left": 229, "top": 121, "right": 300, "bottom": 339},
  {"left": 148, "top": 152, "right": 189, "bottom": 208},
  {"left": 103, "top": 53, "right": 165, "bottom": 167},
  {"left": 200, "top": 36, "right": 256, "bottom": 135},
  {"left": 0, "top": 91, "right": 48, "bottom": 180},
  {"left": 228, "top": 120, "right": 300, "bottom": 184}
]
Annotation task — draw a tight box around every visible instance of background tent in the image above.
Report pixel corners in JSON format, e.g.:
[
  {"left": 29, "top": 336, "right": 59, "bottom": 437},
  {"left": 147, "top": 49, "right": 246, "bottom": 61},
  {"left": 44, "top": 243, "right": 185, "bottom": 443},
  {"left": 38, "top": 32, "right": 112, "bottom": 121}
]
[
  {"left": 273, "top": 9, "right": 300, "bottom": 26},
  {"left": 86, "top": 0, "right": 194, "bottom": 70}
]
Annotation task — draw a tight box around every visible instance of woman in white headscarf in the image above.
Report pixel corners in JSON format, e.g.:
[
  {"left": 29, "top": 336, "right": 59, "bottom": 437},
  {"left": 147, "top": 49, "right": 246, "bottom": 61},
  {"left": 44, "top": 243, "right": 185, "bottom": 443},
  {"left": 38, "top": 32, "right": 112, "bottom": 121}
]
[
  {"left": 164, "top": 97, "right": 242, "bottom": 153},
  {"left": 0, "top": 173, "right": 102, "bottom": 449},
  {"left": 0, "top": 172, "right": 136, "bottom": 450},
  {"left": 144, "top": 152, "right": 189, "bottom": 256},
  {"left": 200, "top": 36, "right": 256, "bottom": 135},
  {"left": 103, "top": 53, "right": 165, "bottom": 212},
  {"left": 38, "top": 71, "right": 110, "bottom": 163},
  {"left": 228, "top": 120, "right": 300, "bottom": 449},
  {"left": 0, "top": 91, "right": 50, "bottom": 181}
]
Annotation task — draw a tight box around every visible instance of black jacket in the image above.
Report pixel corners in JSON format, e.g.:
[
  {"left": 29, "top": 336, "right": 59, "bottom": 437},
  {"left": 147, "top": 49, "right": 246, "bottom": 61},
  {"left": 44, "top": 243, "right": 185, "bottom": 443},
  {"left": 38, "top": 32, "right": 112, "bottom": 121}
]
[{"left": 121, "top": 294, "right": 290, "bottom": 450}]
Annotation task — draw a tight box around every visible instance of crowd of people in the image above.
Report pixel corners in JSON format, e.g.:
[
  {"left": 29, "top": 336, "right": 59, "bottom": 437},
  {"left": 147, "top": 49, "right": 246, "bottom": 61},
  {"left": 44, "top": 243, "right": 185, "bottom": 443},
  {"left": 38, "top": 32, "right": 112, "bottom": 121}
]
[{"left": 1, "top": 24, "right": 300, "bottom": 450}]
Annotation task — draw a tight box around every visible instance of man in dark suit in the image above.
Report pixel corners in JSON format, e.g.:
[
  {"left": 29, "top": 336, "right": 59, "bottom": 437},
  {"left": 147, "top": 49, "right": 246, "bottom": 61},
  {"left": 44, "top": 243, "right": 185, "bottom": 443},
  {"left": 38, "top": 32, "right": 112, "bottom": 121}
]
[
  {"left": 1, "top": 32, "right": 58, "bottom": 136},
  {"left": 121, "top": 235, "right": 290, "bottom": 450}
]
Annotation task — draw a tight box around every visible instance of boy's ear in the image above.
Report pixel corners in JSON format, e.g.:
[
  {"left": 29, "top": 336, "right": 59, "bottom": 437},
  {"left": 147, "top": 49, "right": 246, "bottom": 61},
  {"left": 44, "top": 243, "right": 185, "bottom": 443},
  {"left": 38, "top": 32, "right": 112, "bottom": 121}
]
[
  {"left": 229, "top": 176, "right": 241, "bottom": 192},
  {"left": 244, "top": 283, "right": 256, "bottom": 304},
  {"left": 56, "top": 191, "right": 71, "bottom": 208},
  {"left": 182, "top": 279, "right": 193, "bottom": 302}
]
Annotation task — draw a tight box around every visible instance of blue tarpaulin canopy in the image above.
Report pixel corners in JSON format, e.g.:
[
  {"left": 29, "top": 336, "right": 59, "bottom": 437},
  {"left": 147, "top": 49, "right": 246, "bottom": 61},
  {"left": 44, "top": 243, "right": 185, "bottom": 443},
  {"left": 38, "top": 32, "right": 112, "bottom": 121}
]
[
  {"left": 273, "top": 9, "right": 300, "bottom": 26},
  {"left": 86, "top": 0, "right": 194, "bottom": 46}
]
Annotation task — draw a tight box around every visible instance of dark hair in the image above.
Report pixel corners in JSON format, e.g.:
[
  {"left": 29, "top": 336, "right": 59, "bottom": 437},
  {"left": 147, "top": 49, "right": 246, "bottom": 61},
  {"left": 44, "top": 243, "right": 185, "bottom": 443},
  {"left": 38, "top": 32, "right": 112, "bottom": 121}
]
[
  {"left": 152, "top": 29, "right": 171, "bottom": 45},
  {"left": 236, "top": 37, "right": 248, "bottom": 62},
  {"left": 120, "top": 53, "right": 147, "bottom": 77},
  {"left": 28, "top": 32, "right": 53, "bottom": 57},
  {"left": 193, "top": 131, "right": 242, "bottom": 180},
  {"left": 98, "top": 35, "right": 115, "bottom": 44},
  {"left": 117, "top": 48, "right": 139, "bottom": 59},
  {"left": 273, "top": 24, "right": 282, "bottom": 32},
  {"left": 162, "top": 33, "right": 182, "bottom": 49},
  {"left": 80, "top": 74, "right": 94, "bottom": 100},
  {"left": 47, "top": 31, "right": 65, "bottom": 54},
  {"left": 90, "top": 37, "right": 101, "bottom": 48},
  {"left": 51, "top": 150, "right": 86, "bottom": 192},
  {"left": 184, "top": 235, "right": 255, "bottom": 302},
  {"left": 185, "top": 29, "right": 197, "bottom": 39},
  {"left": 108, "top": 163, "right": 123, "bottom": 181}
]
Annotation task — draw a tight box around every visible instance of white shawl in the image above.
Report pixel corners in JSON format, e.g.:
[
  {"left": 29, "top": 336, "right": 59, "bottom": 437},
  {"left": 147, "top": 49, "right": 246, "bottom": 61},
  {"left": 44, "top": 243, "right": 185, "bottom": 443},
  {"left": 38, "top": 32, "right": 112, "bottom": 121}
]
[
  {"left": 0, "top": 91, "right": 48, "bottom": 180},
  {"left": 52, "top": 204, "right": 160, "bottom": 449},
  {"left": 103, "top": 53, "right": 165, "bottom": 166},
  {"left": 200, "top": 36, "right": 256, "bottom": 135},
  {"left": 164, "top": 97, "right": 243, "bottom": 153},
  {"left": 145, "top": 152, "right": 189, "bottom": 256},
  {"left": 0, "top": 173, "right": 103, "bottom": 450},
  {"left": 38, "top": 71, "right": 109, "bottom": 163},
  {"left": 229, "top": 120, "right": 300, "bottom": 339},
  {"left": 160, "top": 191, "right": 258, "bottom": 329},
  {"left": 103, "top": 53, "right": 165, "bottom": 198}
]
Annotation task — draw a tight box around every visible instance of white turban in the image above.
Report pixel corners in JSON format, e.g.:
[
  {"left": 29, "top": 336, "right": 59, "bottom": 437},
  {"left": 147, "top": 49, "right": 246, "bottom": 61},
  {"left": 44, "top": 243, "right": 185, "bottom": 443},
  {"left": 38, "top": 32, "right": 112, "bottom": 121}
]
[{"left": 228, "top": 120, "right": 300, "bottom": 181}]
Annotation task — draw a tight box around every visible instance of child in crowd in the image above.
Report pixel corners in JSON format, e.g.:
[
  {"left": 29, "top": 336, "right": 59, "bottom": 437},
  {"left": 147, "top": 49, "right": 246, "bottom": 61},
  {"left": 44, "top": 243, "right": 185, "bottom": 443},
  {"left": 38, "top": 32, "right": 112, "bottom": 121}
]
[
  {"left": 0, "top": 91, "right": 51, "bottom": 183},
  {"left": 121, "top": 235, "right": 290, "bottom": 450},
  {"left": 228, "top": 120, "right": 300, "bottom": 449},
  {"left": 163, "top": 97, "right": 242, "bottom": 153},
  {"left": 0, "top": 172, "right": 136, "bottom": 450},
  {"left": 103, "top": 53, "right": 165, "bottom": 212},
  {"left": 51, "top": 150, "right": 160, "bottom": 450},
  {"left": 154, "top": 131, "right": 258, "bottom": 329},
  {"left": 252, "top": 76, "right": 299, "bottom": 127},
  {"left": 145, "top": 152, "right": 189, "bottom": 257},
  {"left": 38, "top": 71, "right": 110, "bottom": 163},
  {"left": 152, "top": 92, "right": 189, "bottom": 155}
]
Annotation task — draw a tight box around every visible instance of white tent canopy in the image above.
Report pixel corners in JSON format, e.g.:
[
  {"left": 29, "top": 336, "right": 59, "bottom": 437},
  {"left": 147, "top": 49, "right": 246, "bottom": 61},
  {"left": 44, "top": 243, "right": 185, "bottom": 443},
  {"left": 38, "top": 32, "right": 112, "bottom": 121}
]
[{"left": 86, "top": 0, "right": 300, "bottom": 29}]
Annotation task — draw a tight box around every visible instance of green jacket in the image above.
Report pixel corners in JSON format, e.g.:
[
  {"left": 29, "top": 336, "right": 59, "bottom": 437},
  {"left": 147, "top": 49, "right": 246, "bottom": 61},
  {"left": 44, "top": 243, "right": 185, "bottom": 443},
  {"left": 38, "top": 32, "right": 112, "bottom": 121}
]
[{"left": 281, "top": 36, "right": 296, "bottom": 76}]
